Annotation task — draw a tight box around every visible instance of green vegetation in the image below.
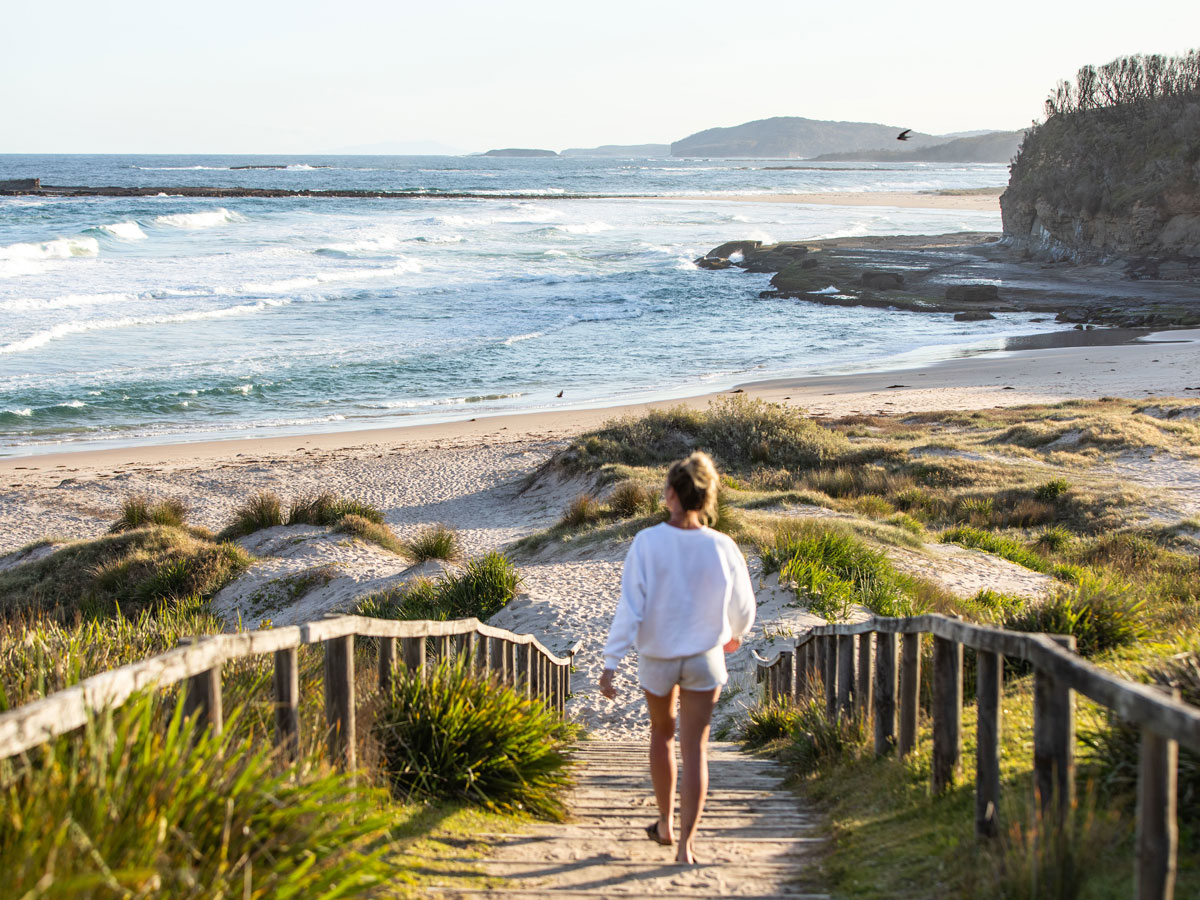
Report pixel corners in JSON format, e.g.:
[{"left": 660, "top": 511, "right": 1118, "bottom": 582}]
[
  {"left": 358, "top": 552, "right": 522, "bottom": 622},
  {"left": 1004, "top": 577, "right": 1147, "bottom": 657},
  {"left": 224, "top": 489, "right": 285, "bottom": 536},
  {"left": 0, "top": 693, "right": 396, "bottom": 899},
  {"left": 220, "top": 490, "right": 406, "bottom": 555},
  {"left": 403, "top": 523, "right": 462, "bottom": 562},
  {"left": 109, "top": 494, "right": 188, "bottom": 532},
  {"left": 0, "top": 525, "right": 250, "bottom": 621},
  {"left": 374, "top": 658, "right": 576, "bottom": 818},
  {"left": 942, "top": 525, "right": 1052, "bottom": 573}
]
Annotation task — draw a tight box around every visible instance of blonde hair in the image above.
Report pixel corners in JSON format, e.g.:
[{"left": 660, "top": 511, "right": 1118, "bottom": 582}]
[{"left": 667, "top": 451, "right": 720, "bottom": 525}]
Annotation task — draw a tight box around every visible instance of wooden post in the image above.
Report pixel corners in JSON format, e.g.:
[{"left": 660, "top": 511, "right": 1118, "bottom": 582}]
[
  {"left": 324, "top": 635, "right": 356, "bottom": 770},
  {"left": 401, "top": 635, "right": 426, "bottom": 681},
  {"left": 873, "top": 632, "right": 897, "bottom": 757},
  {"left": 273, "top": 647, "right": 299, "bottom": 761},
  {"left": 814, "top": 635, "right": 826, "bottom": 694},
  {"left": 516, "top": 642, "right": 531, "bottom": 696},
  {"left": 1137, "top": 724, "right": 1178, "bottom": 900},
  {"left": 796, "top": 641, "right": 808, "bottom": 697},
  {"left": 551, "top": 660, "right": 563, "bottom": 712},
  {"left": 856, "top": 633, "right": 873, "bottom": 719},
  {"left": 777, "top": 651, "right": 793, "bottom": 704},
  {"left": 437, "top": 635, "right": 451, "bottom": 664},
  {"left": 899, "top": 632, "right": 921, "bottom": 758},
  {"left": 378, "top": 637, "right": 397, "bottom": 696},
  {"left": 823, "top": 635, "right": 838, "bottom": 720},
  {"left": 1033, "top": 635, "right": 1076, "bottom": 820},
  {"left": 474, "top": 633, "right": 489, "bottom": 677},
  {"left": 837, "top": 634, "right": 854, "bottom": 719},
  {"left": 453, "top": 632, "right": 469, "bottom": 664},
  {"left": 975, "top": 650, "right": 1002, "bottom": 838},
  {"left": 183, "top": 664, "right": 223, "bottom": 736},
  {"left": 931, "top": 634, "right": 963, "bottom": 793},
  {"left": 507, "top": 641, "right": 520, "bottom": 686}
]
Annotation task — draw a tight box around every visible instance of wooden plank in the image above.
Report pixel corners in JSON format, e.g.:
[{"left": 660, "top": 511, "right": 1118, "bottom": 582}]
[
  {"left": 856, "top": 633, "right": 873, "bottom": 719},
  {"left": 975, "top": 650, "right": 1002, "bottom": 838},
  {"left": 1137, "top": 723, "right": 1178, "bottom": 900},
  {"left": 474, "top": 633, "right": 489, "bottom": 677},
  {"left": 795, "top": 641, "right": 808, "bottom": 697},
  {"left": 378, "top": 637, "right": 397, "bottom": 695},
  {"left": 873, "top": 631, "right": 897, "bottom": 757},
  {"left": 899, "top": 632, "right": 921, "bottom": 758},
  {"left": 323, "top": 635, "right": 356, "bottom": 770},
  {"left": 837, "top": 635, "right": 854, "bottom": 719},
  {"left": 183, "top": 664, "right": 223, "bottom": 736},
  {"left": 931, "top": 634, "right": 963, "bottom": 793},
  {"left": 776, "top": 651, "right": 793, "bottom": 704},
  {"left": 1033, "top": 635, "right": 1075, "bottom": 819},
  {"left": 273, "top": 646, "right": 300, "bottom": 761}
]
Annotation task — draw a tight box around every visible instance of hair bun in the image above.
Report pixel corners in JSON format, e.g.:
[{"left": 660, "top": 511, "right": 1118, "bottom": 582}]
[{"left": 667, "top": 451, "right": 720, "bottom": 524}]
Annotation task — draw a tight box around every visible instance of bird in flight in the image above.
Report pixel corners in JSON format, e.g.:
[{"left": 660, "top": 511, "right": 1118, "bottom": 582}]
[
  {"left": 897, "top": 129, "right": 912, "bottom": 141},
  {"left": 556, "top": 390, "right": 564, "bottom": 398}
]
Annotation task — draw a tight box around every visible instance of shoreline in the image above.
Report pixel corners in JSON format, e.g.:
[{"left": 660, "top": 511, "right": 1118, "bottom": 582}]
[
  {"left": 4, "top": 327, "right": 1196, "bottom": 479},
  {"left": 675, "top": 189, "right": 1001, "bottom": 211}
]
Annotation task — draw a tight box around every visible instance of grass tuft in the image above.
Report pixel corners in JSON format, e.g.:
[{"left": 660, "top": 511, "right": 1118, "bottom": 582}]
[
  {"left": 224, "top": 490, "right": 285, "bottom": 537},
  {"left": 608, "top": 480, "right": 657, "bottom": 518},
  {"left": 560, "top": 493, "right": 604, "bottom": 528},
  {"left": 374, "top": 658, "right": 576, "bottom": 818},
  {"left": 941, "top": 525, "right": 1051, "bottom": 573},
  {"left": 403, "top": 523, "right": 462, "bottom": 562},
  {"left": 109, "top": 495, "right": 188, "bottom": 533},
  {"left": 358, "top": 552, "right": 522, "bottom": 622},
  {"left": 1004, "top": 575, "right": 1147, "bottom": 657}
]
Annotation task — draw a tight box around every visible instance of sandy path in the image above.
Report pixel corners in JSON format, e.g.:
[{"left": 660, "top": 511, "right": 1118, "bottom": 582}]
[{"left": 431, "top": 740, "right": 827, "bottom": 900}]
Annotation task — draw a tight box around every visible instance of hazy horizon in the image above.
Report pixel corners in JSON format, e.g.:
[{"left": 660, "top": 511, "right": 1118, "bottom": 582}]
[{"left": 1, "top": 0, "right": 1197, "bottom": 154}]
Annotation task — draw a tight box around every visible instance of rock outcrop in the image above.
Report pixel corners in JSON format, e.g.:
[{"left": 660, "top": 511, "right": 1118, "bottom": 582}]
[
  {"left": 483, "top": 148, "right": 560, "bottom": 158},
  {"left": 1001, "top": 94, "right": 1200, "bottom": 275}
]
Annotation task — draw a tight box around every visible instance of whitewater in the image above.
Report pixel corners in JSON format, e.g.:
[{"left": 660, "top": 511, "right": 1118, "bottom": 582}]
[{"left": 0, "top": 154, "right": 1051, "bottom": 454}]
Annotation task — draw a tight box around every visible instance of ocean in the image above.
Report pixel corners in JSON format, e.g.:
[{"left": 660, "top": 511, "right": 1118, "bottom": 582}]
[{"left": 0, "top": 154, "right": 1046, "bottom": 455}]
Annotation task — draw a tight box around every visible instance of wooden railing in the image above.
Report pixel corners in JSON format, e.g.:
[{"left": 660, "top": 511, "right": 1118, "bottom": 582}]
[
  {"left": 0, "top": 615, "right": 581, "bottom": 768},
  {"left": 754, "top": 614, "right": 1200, "bottom": 900}
]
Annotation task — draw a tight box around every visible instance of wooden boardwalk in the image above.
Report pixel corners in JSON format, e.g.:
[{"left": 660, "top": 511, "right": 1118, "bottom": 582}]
[{"left": 432, "top": 740, "right": 828, "bottom": 899}]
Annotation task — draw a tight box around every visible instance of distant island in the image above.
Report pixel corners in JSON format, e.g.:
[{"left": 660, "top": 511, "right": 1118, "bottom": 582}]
[
  {"left": 560, "top": 144, "right": 671, "bottom": 158},
  {"left": 483, "top": 148, "right": 559, "bottom": 158},
  {"left": 809, "top": 130, "right": 1025, "bottom": 164}
]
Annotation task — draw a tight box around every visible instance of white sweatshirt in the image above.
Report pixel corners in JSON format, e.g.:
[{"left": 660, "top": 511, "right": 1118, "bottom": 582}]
[{"left": 603, "top": 522, "right": 756, "bottom": 670}]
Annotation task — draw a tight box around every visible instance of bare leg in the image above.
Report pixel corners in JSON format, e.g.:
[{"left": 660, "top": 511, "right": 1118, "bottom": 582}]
[
  {"left": 643, "top": 687, "right": 679, "bottom": 844},
  {"left": 675, "top": 686, "right": 720, "bottom": 864}
]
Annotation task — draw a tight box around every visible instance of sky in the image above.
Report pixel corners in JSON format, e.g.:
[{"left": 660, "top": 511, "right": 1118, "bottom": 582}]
[{"left": 2, "top": 0, "right": 1198, "bottom": 154}]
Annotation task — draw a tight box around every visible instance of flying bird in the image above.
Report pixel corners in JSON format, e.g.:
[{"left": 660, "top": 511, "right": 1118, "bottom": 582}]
[
  {"left": 897, "top": 129, "right": 912, "bottom": 142},
  {"left": 556, "top": 390, "right": 564, "bottom": 398}
]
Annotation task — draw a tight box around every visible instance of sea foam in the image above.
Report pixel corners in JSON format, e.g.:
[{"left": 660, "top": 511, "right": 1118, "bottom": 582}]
[{"left": 153, "top": 208, "right": 244, "bottom": 229}]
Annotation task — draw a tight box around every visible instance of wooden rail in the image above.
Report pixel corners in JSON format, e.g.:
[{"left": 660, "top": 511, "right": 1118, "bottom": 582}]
[
  {"left": 754, "top": 614, "right": 1200, "bottom": 900},
  {"left": 0, "top": 615, "right": 581, "bottom": 765}
]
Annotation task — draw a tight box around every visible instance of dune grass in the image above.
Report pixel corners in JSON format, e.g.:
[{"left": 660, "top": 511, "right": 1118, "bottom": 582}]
[
  {"left": 403, "top": 523, "right": 462, "bottom": 562},
  {"left": 0, "top": 525, "right": 251, "bottom": 622},
  {"left": 358, "top": 552, "right": 522, "bottom": 622},
  {"left": 108, "top": 494, "right": 188, "bottom": 533}
]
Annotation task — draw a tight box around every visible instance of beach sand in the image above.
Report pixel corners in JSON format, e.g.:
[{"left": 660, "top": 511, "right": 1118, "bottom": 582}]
[{"left": 2, "top": 329, "right": 1197, "bottom": 737}]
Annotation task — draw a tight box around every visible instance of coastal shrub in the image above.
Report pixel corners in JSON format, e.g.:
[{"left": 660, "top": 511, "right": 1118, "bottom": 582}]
[
  {"left": 741, "top": 700, "right": 804, "bottom": 748},
  {"left": 852, "top": 494, "right": 894, "bottom": 519},
  {"left": 560, "top": 493, "right": 603, "bottom": 528},
  {"left": 373, "top": 658, "right": 575, "bottom": 818},
  {"left": 109, "top": 495, "right": 188, "bottom": 533},
  {"left": 0, "top": 526, "right": 251, "bottom": 621},
  {"left": 561, "top": 396, "right": 848, "bottom": 474},
  {"left": 941, "top": 525, "right": 1050, "bottom": 573},
  {"left": 289, "top": 492, "right": 384, "bottom": 527},
  {"left": 224, "top": 490, "right": 285, "bottom": 537},
  {"left": 1003, "top": 499, "right": 1057, "bottom": 528},
  {"left": 777, "top": 697, "right": 866, "bottom": 776},
  {"left": 885, "top": 512, "right": 925, "bottom": 535},
  {"left": 0, "top": 693, "right": 397, "bottom": 898},
  {"left": 955, "top": 496, "right": 995, "bottom": 526},
  {"left": 1083, "top": 651, "right": 1200, "bottom": 825},
  {"left": 334, "top": 513, "right": 406, "bottom": 555},
  {"left": 1036, "top": 525, "right": 1075, "bottom": 552},
  {"left": 1004, "top": 576, "right": 1146, "bottom": 657},
  {"left": 892, "top": 486, "right": 947, "bottom": 520},
  {"left": 1034, "top": 478, "right": 1072, "bottom": 502},
  {"left": 963, "top": 588, "right": 1026, "bottom": 622},
  {"left": 358, "top": 552, "right": 522, "bottom": 622},
  {"left": 1076, "top": 531, "right": 1161, "bottom": 572},
  {"left": 608, "top": 480, "right": 656, "bottom": 518},
  {"left": 403, "top": 523, "right": 462, "bottom": 561}
]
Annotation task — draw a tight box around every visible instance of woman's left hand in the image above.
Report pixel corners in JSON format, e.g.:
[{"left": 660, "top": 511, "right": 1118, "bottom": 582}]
[{"left": 599, "top": 668, "right": 618, "bottom": 700}]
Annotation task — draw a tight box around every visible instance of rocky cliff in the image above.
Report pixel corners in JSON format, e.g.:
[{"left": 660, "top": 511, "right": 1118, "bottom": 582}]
[{"left": 1001, "top": 93, "right": 1200, "bottom": 274}]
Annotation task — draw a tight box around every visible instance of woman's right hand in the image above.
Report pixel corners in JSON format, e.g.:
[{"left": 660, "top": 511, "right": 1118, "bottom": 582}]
[
  {"left": 723, "top": 636, "right": 742, "bottom": 653},
  {"left": 599, "top": 668, "right": 618, "bottom": 700}
]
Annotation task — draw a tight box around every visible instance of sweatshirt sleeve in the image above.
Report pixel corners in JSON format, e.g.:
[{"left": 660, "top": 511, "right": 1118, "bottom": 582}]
[
  {"left": 725, "top": 543, "right": 756, "bottom": 639},
  {"left": 602, "top": 535, "right": 647, "bottom": 670}
]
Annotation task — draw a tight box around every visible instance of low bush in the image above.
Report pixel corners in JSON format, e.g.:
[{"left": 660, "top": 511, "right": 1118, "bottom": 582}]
[
  {"left": 1003, "top": 499, "right": 1057, "bottom": 528},
  {"left": 956, "top": 496, "right": 995, "bottom": 526},
  {"left": 374, "top": 659, "right": 575, "bottom": 818},
  {"left": 1035, "top": 525, "right": 1075, "bottom": 552},
  {"left": 403, "top": 522, "right": 462, "bottom": 561},
  {"left": 740, "top": 700, "right": 804, "bottom": 748},
  {"left": 1033, "top": 478, "right": 1072, "bottom": 502},
  {"left": 0, "top": 693, "right": 397, "bottom": 898},
  {"left": 289, "top": 492, "right": 384, "bottom": 526},
  {"left": 777, "top": 697, "right": 866, "bottom": 776},
  {"left": 223, "top": 490, "right": 285, "bottom": 537},
  {"left": 358, "top": 552, "right": 522, "bottom": 622},
  {"left": 608, "top": 480, "right": 657, "bottom": 518},
  {"left": 560, "top": 493, "right": 604, "bottom": 528},
  {"left": 853, "top": 494, "right": 895, "bottom": 519},
  {"left": 1004, "top": 576, "right": 1146, "bottom": 657},
  {"left": 109, "top": 495, "right": 188, "bottom": 532}
]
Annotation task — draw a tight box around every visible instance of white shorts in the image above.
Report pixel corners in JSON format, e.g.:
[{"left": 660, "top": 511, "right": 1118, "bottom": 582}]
[{"left": 638, "top": 646, "right": 727, "bottom": 696}]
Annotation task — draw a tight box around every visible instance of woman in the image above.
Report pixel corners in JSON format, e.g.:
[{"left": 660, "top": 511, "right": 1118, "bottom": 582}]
[{"left": 598, "top": 451, "right": 755, "bottom": 865}]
